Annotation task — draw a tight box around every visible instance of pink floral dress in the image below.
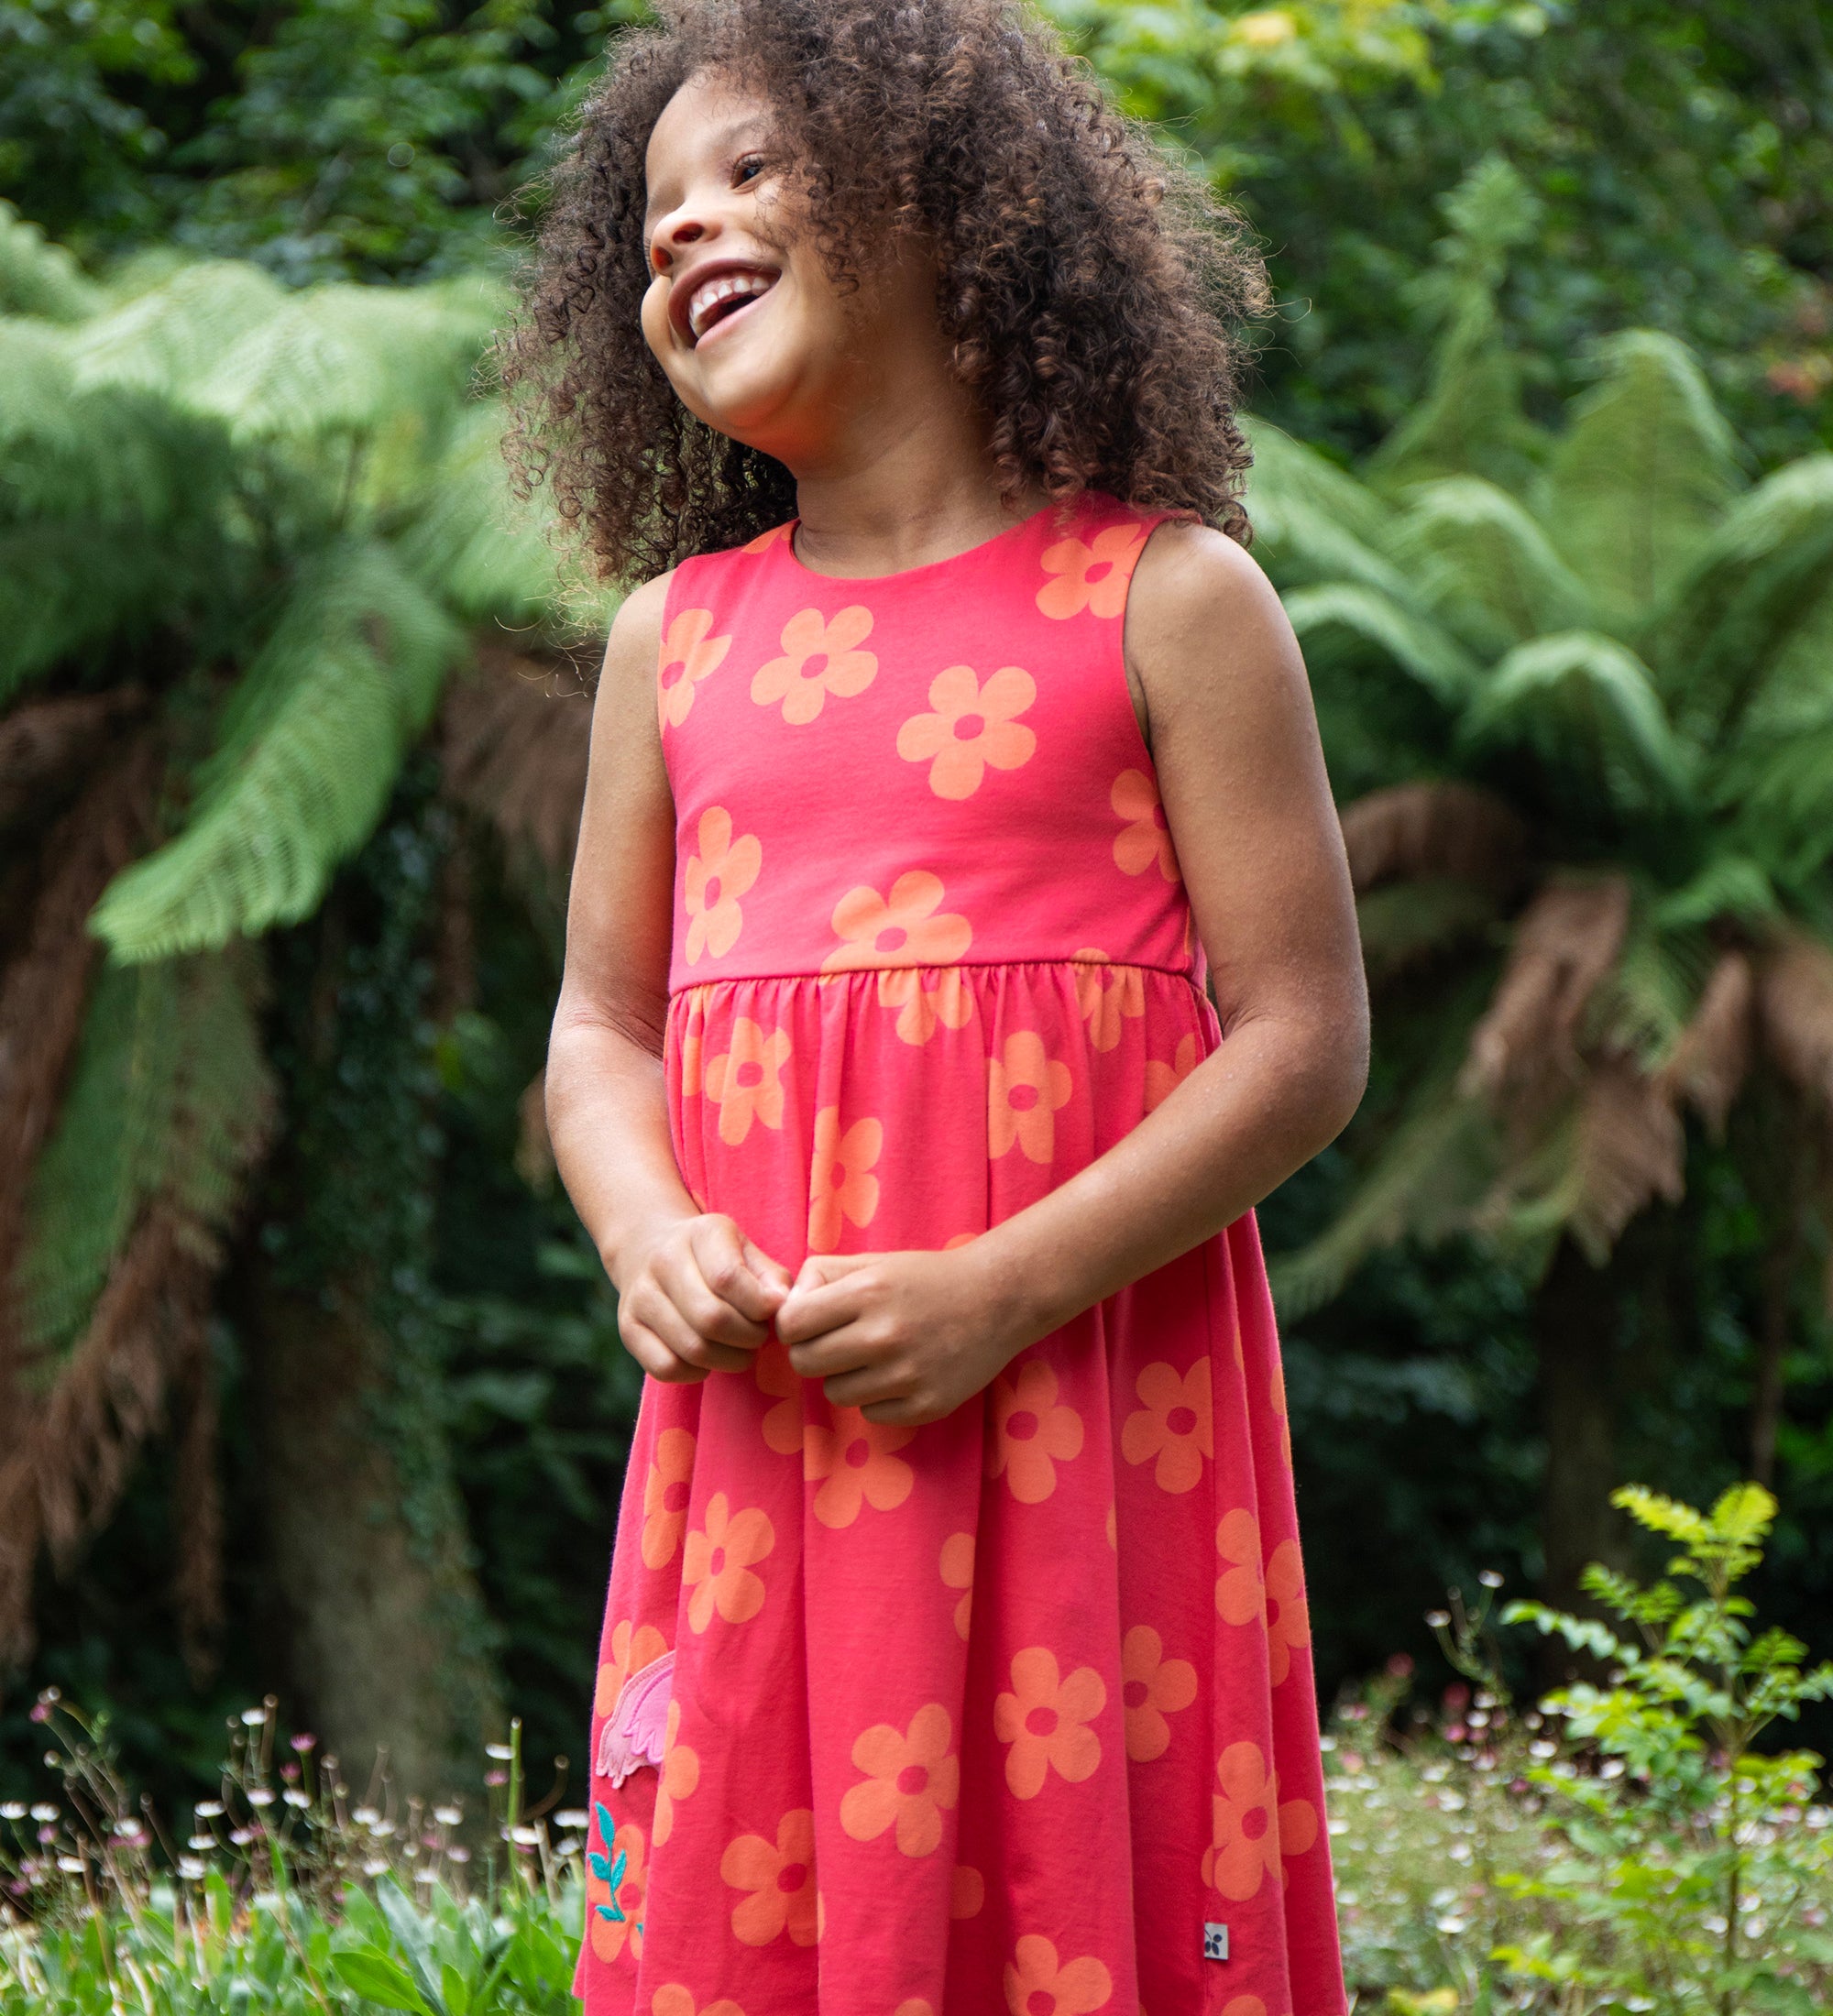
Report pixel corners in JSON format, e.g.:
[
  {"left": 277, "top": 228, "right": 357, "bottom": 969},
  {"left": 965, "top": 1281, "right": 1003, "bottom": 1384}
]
[{"left": 576, "top": 496, "right": 1345, "bottom": 2016}]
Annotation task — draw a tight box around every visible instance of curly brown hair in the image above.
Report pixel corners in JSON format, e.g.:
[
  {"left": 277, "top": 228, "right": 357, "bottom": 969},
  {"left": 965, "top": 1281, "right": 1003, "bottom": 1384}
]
[{"left": 499, "top": 0, "right": 1269, "bottom": 582}]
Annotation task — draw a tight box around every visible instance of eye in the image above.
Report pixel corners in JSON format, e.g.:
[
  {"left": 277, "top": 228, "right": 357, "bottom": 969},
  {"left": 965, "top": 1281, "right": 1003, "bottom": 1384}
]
[{"left": 733, "top": 153, "right": 766, "bottom": 188}]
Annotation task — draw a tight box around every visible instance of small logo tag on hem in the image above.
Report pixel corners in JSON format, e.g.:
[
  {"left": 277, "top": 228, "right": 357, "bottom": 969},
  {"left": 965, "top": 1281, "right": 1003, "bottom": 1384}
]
[{"left": 1202, "top": 1923, "right": 1229, "bottom": 1961}]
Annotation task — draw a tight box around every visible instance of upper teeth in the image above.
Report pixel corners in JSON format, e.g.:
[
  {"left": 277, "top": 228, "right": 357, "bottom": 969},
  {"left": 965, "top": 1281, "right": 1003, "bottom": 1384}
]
[{"left": 687, "top": 272, "right": 770, "bottom": 340}]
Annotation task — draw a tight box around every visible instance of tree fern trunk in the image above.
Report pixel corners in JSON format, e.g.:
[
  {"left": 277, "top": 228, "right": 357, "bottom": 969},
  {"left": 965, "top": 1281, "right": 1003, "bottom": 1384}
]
[
  {"left": 247, "top": 788, "right": 500, "bottom": 1795},
  {"left": 1536, "top": 1234, "right": 1628, "bottom": 1630},
  {"left": 250, "top": 1268, "right": 499, "bottom": 1797}
]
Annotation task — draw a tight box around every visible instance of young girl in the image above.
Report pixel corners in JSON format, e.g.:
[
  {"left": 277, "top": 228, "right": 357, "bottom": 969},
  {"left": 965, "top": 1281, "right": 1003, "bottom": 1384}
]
[{"left": 514, "top": 5, "right": 1367, "bottom": 2011}]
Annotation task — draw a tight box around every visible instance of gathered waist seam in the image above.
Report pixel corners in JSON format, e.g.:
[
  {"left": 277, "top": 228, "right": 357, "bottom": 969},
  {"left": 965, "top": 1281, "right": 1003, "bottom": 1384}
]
[{"left": 668, "top": 956, "right": 1207, "bottom": 999}]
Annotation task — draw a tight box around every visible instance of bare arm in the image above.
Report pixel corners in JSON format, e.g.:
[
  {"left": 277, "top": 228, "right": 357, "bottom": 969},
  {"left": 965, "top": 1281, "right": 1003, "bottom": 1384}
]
[
  {"left": 778, "top": 524, "right": 1368, "bottom": 1417},
  {"left": 546, "top": 574, "right": 790, "bottom": 1384}
]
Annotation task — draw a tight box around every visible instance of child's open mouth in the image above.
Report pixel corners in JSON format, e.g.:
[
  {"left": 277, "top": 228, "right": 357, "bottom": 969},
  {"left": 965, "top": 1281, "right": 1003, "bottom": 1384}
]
[{"left": 683, "top": 265, "right": 779, "bottom": 345}]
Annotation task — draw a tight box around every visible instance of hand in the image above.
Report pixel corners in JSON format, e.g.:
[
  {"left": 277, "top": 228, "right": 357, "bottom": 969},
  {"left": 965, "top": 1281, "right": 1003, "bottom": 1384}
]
[
  {"left": 774, "top": 1244, "right": 1034, "bottom": 1426},
  {"left": 616, "top": 1214, "right": 792, "bottom": 1384}
]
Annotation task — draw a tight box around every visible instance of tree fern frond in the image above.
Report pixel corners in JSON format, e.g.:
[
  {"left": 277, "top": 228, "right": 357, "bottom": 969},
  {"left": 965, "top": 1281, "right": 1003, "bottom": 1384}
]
[
  {"left": 1242, "top": 420, "right": 1410, "bottom": 597},
  {"left": 396, "top": 402, "right": 575, "bottom": 628},
  {"left": 0, "top": 517, "right": 236, "bottom": 708},
  {"left": 1281, "top": 583, "right": 1477, "bottom": 704},
  {"left": 1542, "top": 331, "right": 1743, "bottom": 636},
  {"left": 1650, "top": 854, "right": 1780, "bottom": 932},
  {"left": 14, "top": 952, "right": 274, "bottom": 1371},
  {"left": 1356, "top": 878, "right": 1503, "bottom": 986},
  {"left": 1392, "top": 476, "right": 1595, "bottom": 653},
  {"left": 0, "top": 203, "right": 100, "bottom": 323},
  {"left": 1268, "top": 1086, "right": 1495, "bottom": 1320},
  {"left": 90, "top": 543, "right": 463, "bottom": 960},
  {"left": 1458, "top": 631, "right": 1696, "bottom": 812},
  {"left": 1658, "top": 457, "right": 1833, "bottom": 741},
  {"left": 194, "top": 279, "right": 497, "bottom": 444},
  {"left": 66, "top": 261, "right": 289, "bottom": 404},
  {"left": 1367, "top": 159, "right": 1547, "bottom": 496}
]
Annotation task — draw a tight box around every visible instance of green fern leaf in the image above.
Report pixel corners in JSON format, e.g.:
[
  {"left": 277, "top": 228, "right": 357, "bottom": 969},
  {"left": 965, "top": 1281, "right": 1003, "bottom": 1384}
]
[
  {"left": 396, "top": 402, "right": 574, "bottom": 629},
  {"left": 1281, "top": 583, "right": 1478, "bottom": 705},
  {"left": 67, "top": 261, "right": 289, "bottom": 405},
  {"left": 1367, "top": 159, "right": 1547, "bottom": 495},
  {"left": 91, "top": 542, "right": 462, "bottom": 961},
  {"left": 1392, "top": 477, "right": 1595, "bottom": 654},
  {"left": 1268, "top": 1083, "right": 1495, "bottom": 1319},
  {"left": 1458, "top": 631, "right": 1696, "bottom": 812},
  {"left": 15, "top": 952, "right": 274, "bottom": 1371},
  {"left": 192, "top": 276, "right": 502, "bottom": 444},
  {"left": 1658, "top": 455, "right": 1833, "bottom": 742},
  {"left": 1542, "top": 331, "right": 1743, "bottom": 635},
  {"left": 0, "top": 202, "right": 100, "bottom": 323},
  {"left": 1242, "top": 420, "right": 1410, "bottom": 597}
]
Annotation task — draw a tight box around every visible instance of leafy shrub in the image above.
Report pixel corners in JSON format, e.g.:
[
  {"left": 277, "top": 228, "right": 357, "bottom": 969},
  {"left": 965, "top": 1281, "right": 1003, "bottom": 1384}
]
[{"left": 1499, "top": 1484, "right": 1833, "bottom": 2011}]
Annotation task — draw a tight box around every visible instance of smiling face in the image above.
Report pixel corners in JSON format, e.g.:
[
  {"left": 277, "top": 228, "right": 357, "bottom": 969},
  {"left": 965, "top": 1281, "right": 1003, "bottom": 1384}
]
[{"left": 641, "top": 71, "right": 941, "bottom": 472}]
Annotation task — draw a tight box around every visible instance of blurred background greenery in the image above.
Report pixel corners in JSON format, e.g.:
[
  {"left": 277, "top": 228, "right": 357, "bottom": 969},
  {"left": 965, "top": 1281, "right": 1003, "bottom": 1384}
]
[{"left": 1, "top": 0, "right": 1831, "bottom": 1806}]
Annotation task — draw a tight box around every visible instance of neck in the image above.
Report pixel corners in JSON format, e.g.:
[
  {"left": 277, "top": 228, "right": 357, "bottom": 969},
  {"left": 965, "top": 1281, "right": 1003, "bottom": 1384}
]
[{"left": 784, "top": 358, "right": 1042, "bottom": 578}]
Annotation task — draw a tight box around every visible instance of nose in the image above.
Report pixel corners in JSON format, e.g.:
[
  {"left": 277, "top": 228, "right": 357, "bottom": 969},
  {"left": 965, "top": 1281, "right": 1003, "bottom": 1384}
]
[{"left": 650, "top": 205, "right": 716, "bottom": 274}]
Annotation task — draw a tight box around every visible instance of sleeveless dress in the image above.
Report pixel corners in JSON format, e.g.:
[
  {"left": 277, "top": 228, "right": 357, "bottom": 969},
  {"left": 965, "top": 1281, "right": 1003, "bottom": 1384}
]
[{"left": 576, "top": 495, "right": 1346, "bottom": 2016}]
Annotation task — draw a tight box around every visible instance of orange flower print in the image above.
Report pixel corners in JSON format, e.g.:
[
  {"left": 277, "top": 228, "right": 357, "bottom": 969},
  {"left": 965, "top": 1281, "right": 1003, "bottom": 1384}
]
[
  {"left": 719, "top": 1807, "right": 818, "bottom": 1946},
  {"left": 682, "top": 1493, "right": 774, "bottom": 1633},
  {"left": 993, "top": 1646, "right": 1105, "bottom": 1799},
  {"left": 703, "top": 1019, "right": 792, "bottom": 1146},
  {"left": 878, "top": 965, "right": 974, "bottom": 1046},
  {"left": 1112, "top": 769, "right": 1180, "bottom": 882},
  {"left": 641, "top": 1428, "right": 696, "bottom": 1570},
  {"left": 652, "top": 1696, "right": 700, "bottom": 1847},
  {"left": 1223, "top": 2000, "right": 1269, "bottom": 2016},
  {"left": 1264, "top": 1539, "right": 1311, "bottom": 1686},
  {"left": 824, "top": 870, "right": 971, "bottom": 972},
  {"left": 1214, "top": 1509, "right": 1310, "bottom": 1680},
  {"left": 950, "top": 1864, "right": 985, "bottom": 1918},
  {"left": 989, "top": 1359, "right": 1084, "bottom": 1504},
  {"left": 741, "top": 520, "right": 794, "bottom": 553},
  {"left": 988, "top": 1031, "right": 1073, "bottom": 1165},
  {"left": 586, "top": 1819, "right": 646, "bottom": 1964},
  {"left": 1120, "top": 1359, "right": 1213, "bottom": 1495},
  {"left": 1269, "top": 1356, "right": 1293, "bottom": 1469},
  {"left": 1145, "top": 1032, "right": 1201, "bottom": 1112},
  {"left": 657, "top": 607, "right": 731, "bottom": 729},
  {"left": 1215, "top": 1507, "right": 1266, "bottom": 1627},
  {"left": 595, "top": 1618, "right": 669, "bottom": 1719},
  {"left": 1071, "top": 951, "right": 1145, "bottom": 1053},
  {"left": 803, "top": 1409, "right": 916, "bottom": 1528},
  {"left": 1003, "top": 1934, "right": 1114, "bottom": 2016},
  {"left": 895, "top": 2004, "right": 935, "bottom": 2016},
  {"left": 1203, "top": 1740, "right": 1318, "bottom": 1901},
  {"left": 1037, "top": 519, "right": 1148, "bottom": 621},
  {"left": 939, "top": 1531, "right": 974, "bottom": 1639},
  {"left": 839, "top": 1702, "right": 959, "bottom": 1857},
  {"left": 1120, "top": 1625, "right": 1197, "bottom": 1762},
  {"left": 683, "top": 807, "right": 762, "bottom": 966},
  {"left": 896, "top": 663, "right": 1037, "bottom": 799},
  {"left": 807, "top": 1107, "right": 882, "bottom": 1253},
  {"left": 753, "top": 1339, "right": 805, "bottom": 1457},
  {"left": 675, "top": 991, "right": 708, "bottom": 1099},
  {"left": 653, "top": 1989, "right": 746, "bottom": 2016},
  {"left": 751, "top": 606, "right": 877, "bottom": 724}
]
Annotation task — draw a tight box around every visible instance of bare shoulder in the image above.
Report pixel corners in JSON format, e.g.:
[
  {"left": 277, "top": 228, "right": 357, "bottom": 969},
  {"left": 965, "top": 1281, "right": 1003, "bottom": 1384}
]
[
  {"left": 597, "top": 568, "right": 675, "bottom": 696},
  {"left": 1125, "top": 519, "right": 1301, "bottom": 733}
]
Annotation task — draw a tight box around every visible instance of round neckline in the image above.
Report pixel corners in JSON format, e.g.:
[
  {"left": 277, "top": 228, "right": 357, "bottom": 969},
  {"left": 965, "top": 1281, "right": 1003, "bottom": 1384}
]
[{"left": 781, "top": 498, "right": 1061, "bottom": 586}]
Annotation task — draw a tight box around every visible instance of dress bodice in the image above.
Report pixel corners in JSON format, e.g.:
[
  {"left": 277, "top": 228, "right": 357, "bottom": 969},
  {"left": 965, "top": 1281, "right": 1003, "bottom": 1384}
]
[{"left": 657, "top": 495, "right": 1198, "bottom": 994}]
